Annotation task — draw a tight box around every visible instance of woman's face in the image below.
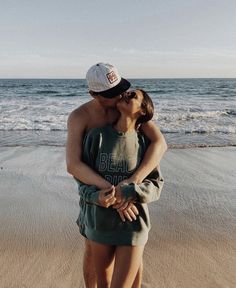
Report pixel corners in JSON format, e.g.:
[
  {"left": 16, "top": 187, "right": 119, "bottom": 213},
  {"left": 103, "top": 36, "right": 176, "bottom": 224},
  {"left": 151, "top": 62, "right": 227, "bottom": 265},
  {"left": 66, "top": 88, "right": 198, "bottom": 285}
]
[{"left": 117, "top": 89, "right": 144, "bottom": 118}]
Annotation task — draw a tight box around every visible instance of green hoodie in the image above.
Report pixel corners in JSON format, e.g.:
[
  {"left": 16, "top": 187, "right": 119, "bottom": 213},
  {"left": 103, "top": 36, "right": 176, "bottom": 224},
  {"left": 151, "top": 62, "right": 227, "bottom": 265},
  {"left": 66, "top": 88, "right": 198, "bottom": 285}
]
[{"left": 74, "top": 124, "right": 164, "bottom": 246}]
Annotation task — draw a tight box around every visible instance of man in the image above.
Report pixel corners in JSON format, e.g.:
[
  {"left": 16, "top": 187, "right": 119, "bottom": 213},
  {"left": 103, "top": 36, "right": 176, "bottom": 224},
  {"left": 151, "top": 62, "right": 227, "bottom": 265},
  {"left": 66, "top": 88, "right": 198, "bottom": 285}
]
[{"left": 66, "top": 63, "right": 167, "bottom": 287}]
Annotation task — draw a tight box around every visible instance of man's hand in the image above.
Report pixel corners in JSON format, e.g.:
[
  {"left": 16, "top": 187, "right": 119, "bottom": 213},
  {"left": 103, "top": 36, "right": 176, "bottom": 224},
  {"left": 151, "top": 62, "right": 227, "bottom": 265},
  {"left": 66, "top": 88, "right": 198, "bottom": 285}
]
[
  {"left": 116, "top": 202, "right": 139, "bottom": 222},
  {"left": 113, "top": 179, "right": 138, "bottom": 205},
  {"left": 118, "top": 176, "right": 140, "bottom": 186},
  {"left": 98, "top": 186, "right": 116, "bottom": 208},
  {"left": 112, "top": 184, "right": 139, "bottom": 222}
]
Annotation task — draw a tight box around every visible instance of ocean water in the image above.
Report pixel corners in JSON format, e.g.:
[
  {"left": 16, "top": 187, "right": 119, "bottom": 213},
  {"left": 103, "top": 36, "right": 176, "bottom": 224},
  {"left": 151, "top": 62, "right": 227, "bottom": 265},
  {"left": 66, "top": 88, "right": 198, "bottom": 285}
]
[{"left": 0, "top": 78, "right": 236, "bottom": 147}]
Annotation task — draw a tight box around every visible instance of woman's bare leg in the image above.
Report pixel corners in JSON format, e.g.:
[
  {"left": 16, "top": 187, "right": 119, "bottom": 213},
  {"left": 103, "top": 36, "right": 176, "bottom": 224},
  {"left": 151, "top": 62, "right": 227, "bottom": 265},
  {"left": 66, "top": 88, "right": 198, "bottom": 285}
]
[
  {"left": 132, "top": 259, "right": 143, "bottom": 288},
  {"left": 110, "top": 245, "right": 144, "bottom": 288},
  {"left": 89, "top": 240, "right": 116, "bottom": 288}
]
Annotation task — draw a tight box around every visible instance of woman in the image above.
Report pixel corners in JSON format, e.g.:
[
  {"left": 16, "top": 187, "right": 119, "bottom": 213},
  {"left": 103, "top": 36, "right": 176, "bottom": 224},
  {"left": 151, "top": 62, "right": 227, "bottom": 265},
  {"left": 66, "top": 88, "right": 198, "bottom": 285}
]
[{"left": 75, "top": 89, "right": 164, "bottom": 287}]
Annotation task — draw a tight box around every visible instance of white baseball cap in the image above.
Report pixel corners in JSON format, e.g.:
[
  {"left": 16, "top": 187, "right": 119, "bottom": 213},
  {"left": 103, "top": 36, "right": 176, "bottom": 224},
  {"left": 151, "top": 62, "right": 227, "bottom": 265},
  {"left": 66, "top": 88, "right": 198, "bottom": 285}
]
[{"left": 86, "top": 63, "right": 131, "bottom": 98}]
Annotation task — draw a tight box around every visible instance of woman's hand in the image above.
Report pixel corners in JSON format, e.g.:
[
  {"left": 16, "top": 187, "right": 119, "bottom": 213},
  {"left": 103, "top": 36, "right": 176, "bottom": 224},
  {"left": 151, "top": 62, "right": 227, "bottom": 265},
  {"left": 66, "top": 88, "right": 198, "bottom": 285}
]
[
  {"left": 97, "top": 186, "right": 116, "bottom": 208},
  {"left": 113, "top": 184, "right": 139, "bottom": 222}
]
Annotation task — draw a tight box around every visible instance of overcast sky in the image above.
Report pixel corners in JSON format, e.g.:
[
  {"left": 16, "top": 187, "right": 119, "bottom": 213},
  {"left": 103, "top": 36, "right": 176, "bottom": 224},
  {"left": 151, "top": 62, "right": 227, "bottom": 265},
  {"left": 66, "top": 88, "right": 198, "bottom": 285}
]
[{"left": 0, "top": 0, "right": 236, "bottom": 78}]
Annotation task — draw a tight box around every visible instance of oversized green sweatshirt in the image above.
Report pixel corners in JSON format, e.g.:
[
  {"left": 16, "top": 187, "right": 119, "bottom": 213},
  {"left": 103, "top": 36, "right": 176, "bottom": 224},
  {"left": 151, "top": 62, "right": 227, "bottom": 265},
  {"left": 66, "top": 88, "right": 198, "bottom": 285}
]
[{"left": 74, "top": 124, "right": 164, "bottom": 246}]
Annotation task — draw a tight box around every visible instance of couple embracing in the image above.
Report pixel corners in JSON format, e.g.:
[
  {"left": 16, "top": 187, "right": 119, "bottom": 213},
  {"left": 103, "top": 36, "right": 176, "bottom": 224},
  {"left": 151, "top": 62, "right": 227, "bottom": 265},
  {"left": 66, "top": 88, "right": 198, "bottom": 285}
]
[{"left": 66, "top": 63, "right": 167, "bottom": 287}]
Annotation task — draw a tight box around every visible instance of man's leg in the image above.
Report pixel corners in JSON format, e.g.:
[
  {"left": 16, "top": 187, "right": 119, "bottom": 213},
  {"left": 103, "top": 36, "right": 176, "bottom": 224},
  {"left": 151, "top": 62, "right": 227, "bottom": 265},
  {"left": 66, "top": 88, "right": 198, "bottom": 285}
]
[
  {"left": 83, "top": 239, "right": 97, "bottom": 288},
  {"left": 132, "top": 259, "right": 143, "bottom": 288}
]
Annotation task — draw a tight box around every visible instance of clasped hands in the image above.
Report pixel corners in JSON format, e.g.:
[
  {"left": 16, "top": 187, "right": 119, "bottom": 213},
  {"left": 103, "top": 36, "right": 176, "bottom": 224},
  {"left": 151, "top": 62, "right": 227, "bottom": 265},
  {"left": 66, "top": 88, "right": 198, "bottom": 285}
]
[{"left": 97, "top": 180, "right": 138, "bottom": 222}]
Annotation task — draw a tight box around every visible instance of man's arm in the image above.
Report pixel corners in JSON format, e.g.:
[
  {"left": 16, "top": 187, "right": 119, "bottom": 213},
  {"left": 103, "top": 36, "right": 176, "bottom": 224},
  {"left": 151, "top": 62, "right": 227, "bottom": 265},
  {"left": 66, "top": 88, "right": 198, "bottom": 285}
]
[
  {"left": 113, "top": 166, "right": 164, "bottom": 216},
  {"left": 67, "top": 108, "right": 138, "bottom": 221},
  {"left": 130, "top": 120, "right": 167, "bottom": 184},
  {"left": 66, "top": 108, "right": 111, "bottom": 189},
  {"left": 74, "top": 177, "right": 138, "bottom": 221},
  {"left": 119, "top": 167, "right": 164, "bottom": 203},
  {"left": 74, "top": 176, "right": 116, "bottom": 207}
]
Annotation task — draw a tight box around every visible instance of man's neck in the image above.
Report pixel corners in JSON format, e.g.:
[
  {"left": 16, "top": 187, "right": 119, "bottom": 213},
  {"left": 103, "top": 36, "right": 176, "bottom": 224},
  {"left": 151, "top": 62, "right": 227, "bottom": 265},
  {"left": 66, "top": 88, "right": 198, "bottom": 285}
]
[{"left": 84, "top": 100, "right": 120, "bottom": 132}]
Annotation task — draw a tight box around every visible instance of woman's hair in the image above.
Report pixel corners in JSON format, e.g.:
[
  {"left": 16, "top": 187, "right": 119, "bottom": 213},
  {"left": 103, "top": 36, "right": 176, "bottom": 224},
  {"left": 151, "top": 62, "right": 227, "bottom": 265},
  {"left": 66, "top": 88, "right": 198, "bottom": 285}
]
[{"left": 135, "top": 89, "right": 154, "bottom": 127}]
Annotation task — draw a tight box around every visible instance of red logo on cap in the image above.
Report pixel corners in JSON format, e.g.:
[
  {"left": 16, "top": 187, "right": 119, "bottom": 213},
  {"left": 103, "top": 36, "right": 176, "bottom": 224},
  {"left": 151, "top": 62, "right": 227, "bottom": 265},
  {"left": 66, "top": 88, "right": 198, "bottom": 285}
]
[{"left": 106, "top": 71, "right": 118, "bottom": 84}]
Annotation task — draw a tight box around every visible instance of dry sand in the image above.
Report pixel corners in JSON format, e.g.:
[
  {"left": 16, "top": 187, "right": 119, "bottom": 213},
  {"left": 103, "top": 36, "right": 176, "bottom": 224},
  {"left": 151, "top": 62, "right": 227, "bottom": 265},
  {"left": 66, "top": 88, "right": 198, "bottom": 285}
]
[{"left": 0, "top": 146, "right": 235, "bottom": 288}]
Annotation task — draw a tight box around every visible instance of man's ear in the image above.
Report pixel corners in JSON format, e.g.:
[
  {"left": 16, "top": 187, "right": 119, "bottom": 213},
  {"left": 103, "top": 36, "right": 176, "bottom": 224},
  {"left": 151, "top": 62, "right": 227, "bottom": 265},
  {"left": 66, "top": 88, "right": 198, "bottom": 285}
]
[{"left": 89, "top": 90, "right": 96, "bottom": 98}]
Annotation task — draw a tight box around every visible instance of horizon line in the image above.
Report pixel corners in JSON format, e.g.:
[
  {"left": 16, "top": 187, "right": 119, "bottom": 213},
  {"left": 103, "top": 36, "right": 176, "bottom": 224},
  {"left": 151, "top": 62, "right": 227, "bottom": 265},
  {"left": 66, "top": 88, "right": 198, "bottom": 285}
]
[{"left": 1, "top": 77, "right": 236, "bottom": 80}]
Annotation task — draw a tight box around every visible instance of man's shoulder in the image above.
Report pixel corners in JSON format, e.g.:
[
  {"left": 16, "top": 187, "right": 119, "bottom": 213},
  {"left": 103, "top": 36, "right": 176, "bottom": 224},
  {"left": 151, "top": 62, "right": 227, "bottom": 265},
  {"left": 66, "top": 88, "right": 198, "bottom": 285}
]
[
  {"left": 67, "top": 101, "right": 95, "bottom": 134},
  {"left": 68, "top": 101, "right": 98, "bottom": 129},
  {"left": 69, "top": 101, "right": 92, "bottom": 119}
]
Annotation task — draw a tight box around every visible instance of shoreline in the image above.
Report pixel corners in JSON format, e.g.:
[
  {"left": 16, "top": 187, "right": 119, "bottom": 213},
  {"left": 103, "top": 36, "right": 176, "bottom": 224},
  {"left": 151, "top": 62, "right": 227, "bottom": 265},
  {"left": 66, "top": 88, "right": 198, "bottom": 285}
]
[
  {"left": 1, "top": 129, "right": 236, "bottom": 149},
  {"left": 1, "top": 143, "right": 236, "bottom": 149}
]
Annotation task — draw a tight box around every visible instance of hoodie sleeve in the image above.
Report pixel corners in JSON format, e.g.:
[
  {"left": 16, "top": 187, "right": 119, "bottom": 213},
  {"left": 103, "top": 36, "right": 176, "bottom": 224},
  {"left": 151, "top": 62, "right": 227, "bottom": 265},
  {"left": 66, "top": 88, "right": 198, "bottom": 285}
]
[
  {"left": 74, "top": 176, "right": 100, "bottom": 205},
  {"left": 120, "top": 166, "right": 164, "bottom": 203}
]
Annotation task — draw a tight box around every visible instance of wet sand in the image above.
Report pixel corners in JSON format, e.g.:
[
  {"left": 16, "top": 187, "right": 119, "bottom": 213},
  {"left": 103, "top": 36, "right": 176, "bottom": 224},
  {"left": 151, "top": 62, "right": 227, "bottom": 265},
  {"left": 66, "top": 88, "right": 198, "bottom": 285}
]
[{"left": 0, "top": 146, "right": 235, "bottom": 288}]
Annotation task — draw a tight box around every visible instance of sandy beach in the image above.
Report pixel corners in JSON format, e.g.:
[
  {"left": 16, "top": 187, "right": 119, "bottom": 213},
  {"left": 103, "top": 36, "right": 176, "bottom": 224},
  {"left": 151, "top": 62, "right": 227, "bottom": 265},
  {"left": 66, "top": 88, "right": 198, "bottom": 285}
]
[{"left": 0, "top": 146, "right": 235, "bottom": 288}]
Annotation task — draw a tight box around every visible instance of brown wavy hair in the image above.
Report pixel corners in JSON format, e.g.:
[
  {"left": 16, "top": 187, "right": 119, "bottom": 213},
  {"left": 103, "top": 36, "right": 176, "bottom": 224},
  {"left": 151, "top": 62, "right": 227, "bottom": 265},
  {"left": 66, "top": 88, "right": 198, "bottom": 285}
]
[{"left": 135, "top": 89, "right": 154, "bottom": 127}]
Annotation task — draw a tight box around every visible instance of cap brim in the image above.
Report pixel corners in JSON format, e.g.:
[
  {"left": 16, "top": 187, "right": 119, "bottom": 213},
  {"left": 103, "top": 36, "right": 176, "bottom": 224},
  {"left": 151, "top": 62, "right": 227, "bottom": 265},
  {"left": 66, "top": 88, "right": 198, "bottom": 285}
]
[{"left": 93, "top": 78, "right": 131, "bottom": 98}]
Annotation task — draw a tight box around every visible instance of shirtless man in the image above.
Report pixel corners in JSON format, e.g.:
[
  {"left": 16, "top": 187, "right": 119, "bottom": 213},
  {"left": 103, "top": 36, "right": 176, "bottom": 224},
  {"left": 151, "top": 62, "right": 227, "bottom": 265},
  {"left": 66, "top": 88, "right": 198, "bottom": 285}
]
[{"left": 66, "top": 63, "right": 167, "bottom": 288}]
